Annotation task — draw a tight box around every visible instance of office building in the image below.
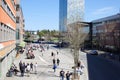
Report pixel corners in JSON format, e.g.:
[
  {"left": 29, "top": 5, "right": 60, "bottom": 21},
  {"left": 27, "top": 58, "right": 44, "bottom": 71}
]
[
  {"left": 92, "top": 13, "right": 120, "bottom": 53},
  {"left": 16, "top": 0, "right": 25, "bottom": 46},
  {"left": 59, "top": 0, "right": 84, "bottom": 32},
  {"left": 0, "top": 0, "right": 24, "bottom": 79}
]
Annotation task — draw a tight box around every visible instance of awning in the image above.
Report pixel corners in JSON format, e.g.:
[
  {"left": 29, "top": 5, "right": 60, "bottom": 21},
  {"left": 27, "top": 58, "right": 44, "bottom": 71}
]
[{"left": 18, "top": 41, "right": 26, "bottom": 47}]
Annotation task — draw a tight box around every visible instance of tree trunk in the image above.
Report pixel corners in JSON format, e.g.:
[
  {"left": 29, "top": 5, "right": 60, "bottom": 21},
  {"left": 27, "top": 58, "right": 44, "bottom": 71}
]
[
  {"left": 73, "top": 48, "right": 80, "bottom": 79},
  {"left": 72, "top": 73, "right": 79, "bottom": 80}
]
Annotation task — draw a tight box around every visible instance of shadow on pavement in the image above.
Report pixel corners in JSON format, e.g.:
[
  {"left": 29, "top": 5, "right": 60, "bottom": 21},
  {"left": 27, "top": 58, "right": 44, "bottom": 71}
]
[
  {"left": 38, "top": 65, "right": 52, "bottom": 68},
  {"left": 36, "top": 71, "right": 59, "bottom": 78}
]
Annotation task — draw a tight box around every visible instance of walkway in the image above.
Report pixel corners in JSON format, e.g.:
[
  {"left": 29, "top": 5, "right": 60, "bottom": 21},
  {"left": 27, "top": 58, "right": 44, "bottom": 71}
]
[{"left": 4, "top": 44, "right": 88, "bottom": 80}]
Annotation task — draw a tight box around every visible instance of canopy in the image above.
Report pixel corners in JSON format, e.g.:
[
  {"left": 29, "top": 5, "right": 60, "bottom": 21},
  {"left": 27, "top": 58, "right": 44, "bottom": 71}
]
[{"left": 18, "top": 41, "right": 26, "bottom": 47}]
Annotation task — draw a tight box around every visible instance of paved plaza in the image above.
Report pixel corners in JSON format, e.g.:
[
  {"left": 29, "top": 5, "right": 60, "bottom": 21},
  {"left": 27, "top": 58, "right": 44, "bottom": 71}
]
[{"left": 4, "top": 44, "right": 88, "bottom": 80}]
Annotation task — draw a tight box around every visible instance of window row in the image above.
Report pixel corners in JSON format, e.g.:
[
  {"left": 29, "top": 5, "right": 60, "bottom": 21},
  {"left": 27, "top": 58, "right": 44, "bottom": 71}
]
[
  {"left": 11, "top": 0, "right": 16, "bottom": 9},
  {"left": 1, "top": 0, "right": 16, "bottom": 22},
  {"left": 16, "top": 29, "right": 20, "bottom": 40},
  {"left": 0, "top": 23, "right": 15, "bottom": 42}
]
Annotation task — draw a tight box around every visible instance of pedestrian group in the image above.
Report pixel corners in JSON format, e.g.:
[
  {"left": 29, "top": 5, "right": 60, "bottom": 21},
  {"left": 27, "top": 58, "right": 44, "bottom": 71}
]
[{"left": 19, "top": 61, "right": 38, "bottom": 77}]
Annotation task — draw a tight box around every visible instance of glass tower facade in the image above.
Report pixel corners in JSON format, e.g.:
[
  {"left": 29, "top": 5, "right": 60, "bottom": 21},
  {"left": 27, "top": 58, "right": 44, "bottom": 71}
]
[
  {"left": 59, "top": 0, "right": 67, "bottom": 32},
  {"left": 59, "top": 0, "right": 84, "bottom": 32}
]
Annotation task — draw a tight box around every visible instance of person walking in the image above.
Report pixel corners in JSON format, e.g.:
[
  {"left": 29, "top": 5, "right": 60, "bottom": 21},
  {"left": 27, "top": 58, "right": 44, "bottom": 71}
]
[
  {"left": 19, "top": 61, "right": 22, "bottom": 75},
  {"left": 51, "top": 52, "right": 54, "bottom": 56},
  {"left": 21, "top": 62, "right": 26, "bottom": 77},
  {"left": 60, "top": 69, "right": 65, "bottom": 80},
  {"left": 53, "top": 58, "right": 56, "bottom": 64},
  {"left": 57, "top": 58, "right": 60, "bottom": 66},
  {"left": 76, "top": 67, "right": 82, "bottom": 80},
  {"left": 53, "top": 64, "right": 57, "bottom": 72},
  {"left": 66, "top": 71, "right": 71, "bottom": 80},
  {"left": 77, "top": 61, "right": 81, "bottom": 68},
  {"left": 30, "top": 62, "right": 33, "bottom": 71},
  {"left": 34, "top": 62, "right": 38, "bottom": 74},
  {"left": 26, "top": 63, "right": 30, "bottom": 77}
]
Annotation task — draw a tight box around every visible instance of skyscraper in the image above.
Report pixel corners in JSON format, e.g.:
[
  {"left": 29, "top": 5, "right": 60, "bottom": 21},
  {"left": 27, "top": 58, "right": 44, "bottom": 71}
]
[
  {"left": 59, "top": 0, "right": 67, "bottom": 32},
  {"left": 59, "top": 0, "right": 84, "bottom": 32}
]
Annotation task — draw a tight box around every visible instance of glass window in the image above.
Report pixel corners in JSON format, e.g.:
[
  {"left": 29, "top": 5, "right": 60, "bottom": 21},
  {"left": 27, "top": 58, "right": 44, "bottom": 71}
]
[
  {"left": 16, "top": 4, "right": 20, "bottom": 11},
  {"left": 16, "top": 17, "right": 20, "bottom": 23}
]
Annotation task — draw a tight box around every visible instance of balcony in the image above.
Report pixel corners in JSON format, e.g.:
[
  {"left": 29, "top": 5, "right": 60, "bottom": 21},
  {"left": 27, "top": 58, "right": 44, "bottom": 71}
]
[
  {"left": 16, "top": 24, "right": 21, "bottom": 29},
  {"left": 16, "top": 11, "right": 20, "bottom": 17},
  {"left": 16, "top": 0, "right": 20, "bottom": 5}
]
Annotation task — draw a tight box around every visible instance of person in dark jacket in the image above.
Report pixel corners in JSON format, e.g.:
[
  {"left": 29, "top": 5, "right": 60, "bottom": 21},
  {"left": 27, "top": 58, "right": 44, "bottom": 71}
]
[
  {"left": 57, "top": 58, "right": 60, "bottom": 66},
  {"left": 53, "top": 64, "right": 57, "bottom": 72},
  {"left": 53, "top": 58, "right": 56, "bottom": 64},
  {"left": 66, "top": 71, "right": 71, "bottom": 80},
  {"left": 30, "top": 62, "right": 33, "bottom": 71},
  {"left": 51, "top": 52, "right": 54, "bottom": 56},
  {"left": 19, "top": 61, "right": 22, "bottom": 75},
  {"left": 60, "top": 69, "right": 65, "bottom": 80},
  {"left": 77, "top": 61, "right": 81, "bottom": 68},
  {"left": 21, "top": 62, "right": 26, "bottom": 77},
  {"left": 14, "top": 67, "right": 19, "bottom": 75}
]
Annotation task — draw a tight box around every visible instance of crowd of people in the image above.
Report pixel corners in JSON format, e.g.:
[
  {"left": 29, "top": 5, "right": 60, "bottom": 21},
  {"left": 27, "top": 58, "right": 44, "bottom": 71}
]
[
  {"left": 6, "top": 61, "right": 38, "bottom": 77},
  {"left": 50, "top": 50, "right": 83, "bottom": 80},
  {"left": 6, "top": 63, "right": 19, "bottom": 77},
  {"left": 59, "top": 69, "right": 72, "bottom": 80},
  {"left": 59, "top": 65, "right": 83, "bottom": 80},
  {"left": 26, "top": 44, "right": 39, "bottom": 59},
  {"left": 51, "top": 51, "right": 60, "bottom": 72},
  {"left": 6, "top": 43, "right": 83, "bottom": 80},
  {"left": 19, "top": 61, "right": 38, "bottom": 77},
  {"left": 51, "top": 50, "right": 83, "bottom": 80}
]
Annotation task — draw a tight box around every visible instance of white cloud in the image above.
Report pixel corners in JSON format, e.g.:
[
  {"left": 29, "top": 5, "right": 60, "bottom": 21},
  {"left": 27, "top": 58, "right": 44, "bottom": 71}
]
[{"left": 92, "top": 7, "right": 115, "bottom": 15}]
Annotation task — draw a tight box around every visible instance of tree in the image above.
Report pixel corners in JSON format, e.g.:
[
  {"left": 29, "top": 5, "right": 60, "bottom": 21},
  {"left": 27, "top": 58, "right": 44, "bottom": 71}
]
[
  {"left": 66, "top": 21, "right": 88, "bottom": 79},
  {"left": 25, "top": 31, "right": 30, "bottom": 39},
  {"left": 37, "top": 31, "right": 44, "bottom": 38}
]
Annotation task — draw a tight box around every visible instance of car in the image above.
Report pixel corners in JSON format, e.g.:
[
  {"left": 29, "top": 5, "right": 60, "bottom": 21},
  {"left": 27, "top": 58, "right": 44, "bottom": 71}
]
[{"left": 89, "top": 50, "right": 98, "bottom": 55}]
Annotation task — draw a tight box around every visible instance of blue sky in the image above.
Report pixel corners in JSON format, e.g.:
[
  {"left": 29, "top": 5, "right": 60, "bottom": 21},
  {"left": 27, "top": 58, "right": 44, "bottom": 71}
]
[
  {"left": 21, "top": 0, "right": 59, "bottom": 30},
  {"left": 21, "top": 0, "right": 120, "bottom": 30},
  {"left": 85, "top": 0, "right": 120, "bottom": 21}
]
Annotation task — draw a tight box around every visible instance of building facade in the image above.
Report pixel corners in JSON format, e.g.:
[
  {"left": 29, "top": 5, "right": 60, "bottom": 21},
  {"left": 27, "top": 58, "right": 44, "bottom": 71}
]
[
  {"left": 59, "top": 0, "right": 67, "bottom": 32},
  {"left": 92, "top": 13, "right": 120, "bottom": 53},
  {"left": 59, "top": 0, "right": 84, "bottom": 32},
  {"left": 16, "top": 0, "right": 25, "bottom": 46},
  {"left": 0, "top": 0, "right": 16, "bottom": 79},
  {"left": 0, "top": 0, "right": 24, "bottom": 79}
]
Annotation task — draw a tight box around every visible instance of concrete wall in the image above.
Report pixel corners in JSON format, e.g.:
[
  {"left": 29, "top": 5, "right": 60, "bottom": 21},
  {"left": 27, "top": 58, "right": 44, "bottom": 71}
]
[{"left": 0, "top": 48, "right": 16, "bottom": 80}]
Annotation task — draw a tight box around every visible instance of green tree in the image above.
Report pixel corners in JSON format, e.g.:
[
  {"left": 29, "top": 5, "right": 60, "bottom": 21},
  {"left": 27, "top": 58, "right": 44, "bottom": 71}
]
[{"left": 25, "top": 31, "right": 30, "bottom": 39}]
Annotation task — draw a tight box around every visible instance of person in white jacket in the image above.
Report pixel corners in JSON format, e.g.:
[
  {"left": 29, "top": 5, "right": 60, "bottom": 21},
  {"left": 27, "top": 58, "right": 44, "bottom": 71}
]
[
  {"left": 26, "top": 63, "right": 30, "bottom": 77},
  {"left": 76, "top": 67, "right": 83, "bottom": 75}
]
